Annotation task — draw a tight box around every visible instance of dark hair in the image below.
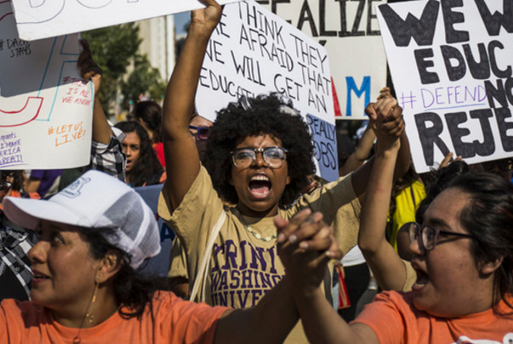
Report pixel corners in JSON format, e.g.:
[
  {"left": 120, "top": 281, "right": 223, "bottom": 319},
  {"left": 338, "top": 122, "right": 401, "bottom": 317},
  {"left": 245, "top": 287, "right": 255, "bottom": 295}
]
[
  {"left": 133, "top": 101, "right": 162, "bottom": 143},
  {"left": 447, "top": 172, "right": 513, "bottom": 311},
  {"left": 203, "top": 94, "right": 315, "bottom": 207},
  {"left": 415, "top": 161, "right": 469, "bottom": 223},
  {"left": 80, "top": 227, "right": 157, "bottom": 319},
  {"left": 114, "top": 121, "right": 163, "bottom": 187},
  {"left": 0, "top": 170, "right": 24, "bottom": 192}
]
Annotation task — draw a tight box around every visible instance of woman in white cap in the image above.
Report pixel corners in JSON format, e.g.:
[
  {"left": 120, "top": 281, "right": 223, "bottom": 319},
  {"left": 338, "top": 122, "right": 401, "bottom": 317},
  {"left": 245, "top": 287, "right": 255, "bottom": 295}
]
[{"left": 0, "top": 169, "right": 340, "bottom": 344}]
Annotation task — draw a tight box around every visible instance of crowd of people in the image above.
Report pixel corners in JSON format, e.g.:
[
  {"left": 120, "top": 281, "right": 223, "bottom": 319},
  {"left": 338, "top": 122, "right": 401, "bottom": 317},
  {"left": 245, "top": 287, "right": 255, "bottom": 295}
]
[{"left": 1, "top": 0, "right": 513, "bottom": 343}]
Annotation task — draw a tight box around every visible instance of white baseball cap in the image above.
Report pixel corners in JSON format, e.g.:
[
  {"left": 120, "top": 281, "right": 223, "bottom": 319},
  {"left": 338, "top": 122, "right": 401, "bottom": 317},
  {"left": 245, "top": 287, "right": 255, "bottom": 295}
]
[{"left": 3, "top": 170, "right": 161, "bottom": 269}]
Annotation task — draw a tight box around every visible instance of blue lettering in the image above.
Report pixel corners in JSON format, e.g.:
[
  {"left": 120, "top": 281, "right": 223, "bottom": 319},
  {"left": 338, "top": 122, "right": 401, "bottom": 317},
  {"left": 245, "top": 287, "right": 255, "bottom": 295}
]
[{"left": 346, "top": 76, "right": 371, "bottom": 116}]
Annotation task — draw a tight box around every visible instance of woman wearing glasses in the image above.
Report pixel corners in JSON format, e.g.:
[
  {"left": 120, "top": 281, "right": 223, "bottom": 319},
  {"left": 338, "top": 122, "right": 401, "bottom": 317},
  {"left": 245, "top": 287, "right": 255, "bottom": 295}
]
[
  {"left": 278, "top": 93, "right": 513, "bottom": 342},
  {"left": 159, "top": 1, "right": 407, "bottom": 342}
]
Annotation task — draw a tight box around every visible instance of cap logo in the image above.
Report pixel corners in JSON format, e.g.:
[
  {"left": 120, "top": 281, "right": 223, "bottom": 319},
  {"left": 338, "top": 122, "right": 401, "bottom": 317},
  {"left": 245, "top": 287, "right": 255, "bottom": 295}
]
[{"left": 61, "top": 176, "right": 91, "bottom": 199}]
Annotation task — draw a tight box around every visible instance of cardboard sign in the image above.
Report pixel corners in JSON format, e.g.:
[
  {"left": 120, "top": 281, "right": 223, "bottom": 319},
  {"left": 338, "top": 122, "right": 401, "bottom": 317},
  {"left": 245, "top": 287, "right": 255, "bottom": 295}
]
[
  {"left": 0, "top": 3, "right": 91, "bottom": 169},
  {"left": 196, "top": 0, "right": 339, "bottom": 181},
  {"left": 377, "top": 0, "right": 513, "bottom": 173},
  {"left": 258, "top": 0, "right": 388, "bottom": 120},
  {"left": 10, "top": 0, "right": 239, "bottom": 41}
]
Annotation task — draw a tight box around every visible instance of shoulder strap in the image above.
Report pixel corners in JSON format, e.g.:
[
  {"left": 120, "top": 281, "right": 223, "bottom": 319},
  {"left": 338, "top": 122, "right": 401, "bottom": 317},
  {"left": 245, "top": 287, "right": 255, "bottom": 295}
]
[{"left": 190, "top": 210, "right": 227, "bottom": 302}]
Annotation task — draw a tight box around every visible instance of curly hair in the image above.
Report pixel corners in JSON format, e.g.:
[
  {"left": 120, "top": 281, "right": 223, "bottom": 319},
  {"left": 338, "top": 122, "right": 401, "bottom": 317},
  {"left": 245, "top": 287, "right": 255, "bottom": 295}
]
[
  {"left": 447, "top": 172, "right": 513, "bottom": 312},
  {"left": 203, "top": 94, "right": 315, "bottom": 207},
  {"left": 114, "top": 121, "right": 163, "bottom": 187},
  {"left": 133, "top": 101, "right": 162, "bottom": 143}
]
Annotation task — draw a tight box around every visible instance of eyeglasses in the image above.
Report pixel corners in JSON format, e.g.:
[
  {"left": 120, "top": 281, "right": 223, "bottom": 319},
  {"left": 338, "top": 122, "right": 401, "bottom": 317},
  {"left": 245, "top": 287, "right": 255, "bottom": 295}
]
[
  {"left": 189, "top": 125, "right": 210, "bottom": 141},
  {"left": 404, "top": 222, "right": 474, "bottom": 252},
  {"left": 231, "top": 146, "right": 288, "bottom": 169}
]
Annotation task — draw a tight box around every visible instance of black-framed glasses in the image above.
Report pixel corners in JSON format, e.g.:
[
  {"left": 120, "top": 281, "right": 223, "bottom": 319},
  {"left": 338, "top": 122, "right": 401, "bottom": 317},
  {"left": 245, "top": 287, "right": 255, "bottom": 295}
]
[
  {"left": 231, "top": 146, "right": 288, "bottom": 169},
  {"left": 404, "top": 222, "right": 474, "bottom": 252},
  {"left": 189, "top": 125, "right": 210, "bottom": 141}
]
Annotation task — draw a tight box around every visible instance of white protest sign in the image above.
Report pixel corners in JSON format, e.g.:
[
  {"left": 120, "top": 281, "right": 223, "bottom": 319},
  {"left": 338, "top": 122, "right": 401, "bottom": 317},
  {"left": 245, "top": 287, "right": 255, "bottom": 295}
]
[
  {"left": 0, "top": 3, "right": 91, "bottom": 169},
  {"left": 10, "top": 0, "right": 239, "bottom": 41},
  {"left": 258, "top": 0, "right": 388, "bottom": 120},
  {"left": 196, "top": 0, "right": 339, "bottom": 181},
  {"left": 377, "top": 0, "right": 513, "bottom": 173}
]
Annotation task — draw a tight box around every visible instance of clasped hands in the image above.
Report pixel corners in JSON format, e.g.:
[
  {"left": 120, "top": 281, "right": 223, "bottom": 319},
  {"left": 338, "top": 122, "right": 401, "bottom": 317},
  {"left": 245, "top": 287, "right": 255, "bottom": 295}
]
[{"left": 275, "top": 209, "right": 342, "bottom": 293}]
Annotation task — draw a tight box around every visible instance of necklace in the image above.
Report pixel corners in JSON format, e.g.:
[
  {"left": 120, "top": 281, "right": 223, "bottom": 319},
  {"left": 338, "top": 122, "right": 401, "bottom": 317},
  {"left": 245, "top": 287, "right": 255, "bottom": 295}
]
[{"left": 243, "top": 224, "right": 277, "bottom": 242}]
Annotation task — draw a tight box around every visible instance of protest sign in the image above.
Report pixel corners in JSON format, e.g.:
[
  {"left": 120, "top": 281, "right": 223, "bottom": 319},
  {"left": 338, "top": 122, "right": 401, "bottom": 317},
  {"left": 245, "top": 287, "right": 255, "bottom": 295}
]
[
  {"left": 377, "top": 0, "right": 513, "bottom": 173},
  {"left": 0, "top": 2, "right": 91, "bottom": 169},
  {"left": 10, "top": 0, "right": 238, "bottom": 41},
  {"left": 135, "top": 184, "right": 175, "bottom": 277},
  {"left": 258, "top": 0, "right": 388, "bottom": 120},
  {"left": 196, "top": 0, "right": 339, "bottom": 181}
]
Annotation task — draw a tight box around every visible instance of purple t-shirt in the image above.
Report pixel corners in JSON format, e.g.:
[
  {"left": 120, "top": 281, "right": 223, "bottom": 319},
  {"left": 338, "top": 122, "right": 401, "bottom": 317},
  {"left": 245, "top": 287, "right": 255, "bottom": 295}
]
[{"left": 29, "top": 169, "right": 62, "bottom": 198}]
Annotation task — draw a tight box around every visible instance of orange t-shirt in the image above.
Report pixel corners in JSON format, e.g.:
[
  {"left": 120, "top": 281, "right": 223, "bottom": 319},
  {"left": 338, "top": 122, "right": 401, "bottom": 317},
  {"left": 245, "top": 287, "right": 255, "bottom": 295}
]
[
  {"left": 354, "top": 291, "right": 513, "bottom": 343},
  {"left": 0, "top": 291, "right": 228, "bottom": 344}
]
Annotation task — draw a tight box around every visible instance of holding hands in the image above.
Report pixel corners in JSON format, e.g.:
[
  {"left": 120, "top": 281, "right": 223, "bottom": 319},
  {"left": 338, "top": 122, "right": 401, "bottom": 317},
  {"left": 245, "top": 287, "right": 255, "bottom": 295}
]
[
  {"left": 276, "top": 209, "right": 342, "bottom": 294},
  {"left": 365, "top": 87, "right": 404, "bottom": 152}
]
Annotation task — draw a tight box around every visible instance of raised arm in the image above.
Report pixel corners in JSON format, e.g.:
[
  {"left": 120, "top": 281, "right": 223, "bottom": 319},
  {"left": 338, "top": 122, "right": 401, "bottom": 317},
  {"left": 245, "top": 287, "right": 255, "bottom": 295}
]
[
  {"left": 358, "top": 95, "right": 408, "bottom": 291},
  {"left": 351, "top": 88, "right": 411, "bottom": 202},
  {"left": 161, "top": 0, "right": 221, "bottom": 210},
  {"left": 78, "top": 39, "right": 112, "bottom": 145},
  {"left": 79, "top": 39, "right": 125, "bottom": 181}
]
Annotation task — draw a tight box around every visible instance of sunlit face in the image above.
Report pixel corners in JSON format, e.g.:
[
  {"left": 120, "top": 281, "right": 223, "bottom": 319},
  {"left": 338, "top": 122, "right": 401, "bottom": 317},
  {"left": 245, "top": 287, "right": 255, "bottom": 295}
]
[
  {"left": 28, "top": 221, "right": 101, "bottom": 313},
  {"left": 230, "top": 134, "right": 290, "bottom": 217},
  {"left": 410, "top": 188, "right": 495, "bottom": 317},
  {"left": 121, "top": 132, "right": 141, "bottom": 172}
]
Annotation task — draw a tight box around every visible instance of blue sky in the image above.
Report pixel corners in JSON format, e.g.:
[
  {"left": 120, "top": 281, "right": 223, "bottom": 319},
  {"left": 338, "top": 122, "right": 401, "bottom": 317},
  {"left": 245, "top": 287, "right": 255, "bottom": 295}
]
[{"left": 174, "top": 12, "right": 190, "bottom": 35}]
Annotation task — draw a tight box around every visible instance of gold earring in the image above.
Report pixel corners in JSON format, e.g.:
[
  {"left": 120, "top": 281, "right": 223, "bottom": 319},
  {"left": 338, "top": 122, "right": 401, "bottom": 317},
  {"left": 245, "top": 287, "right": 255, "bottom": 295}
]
[{"left": 85, "top": 279, "right": 99, "bottom": 323}]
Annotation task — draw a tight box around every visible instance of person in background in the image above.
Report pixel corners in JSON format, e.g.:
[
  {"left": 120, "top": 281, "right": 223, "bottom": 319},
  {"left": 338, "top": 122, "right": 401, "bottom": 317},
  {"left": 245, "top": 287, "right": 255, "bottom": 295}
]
[
  {"left": 132, "top": 101, "right": 165, "bottom": 167},
  {"left": 114, "top": 121, "right": 164, "bottom": 187},
  {"left": 0, "top": 170, "right": 40, "bottom": 301},
  {"left": 189, "top": 113, "right": 214, "bottom": 162},
  {"left": 25, "top": 169, "right": 63, "bottom": 198}
]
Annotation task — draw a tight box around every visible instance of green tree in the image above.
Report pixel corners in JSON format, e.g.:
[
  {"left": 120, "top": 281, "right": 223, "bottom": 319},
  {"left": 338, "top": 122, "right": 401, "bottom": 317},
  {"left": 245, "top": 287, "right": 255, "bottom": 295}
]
[
  {"left": 121, "top": 54, "right": 166, "bottom": 108},
  {"left": 83, "top": 22, "right": 165, "bottom": 115}
]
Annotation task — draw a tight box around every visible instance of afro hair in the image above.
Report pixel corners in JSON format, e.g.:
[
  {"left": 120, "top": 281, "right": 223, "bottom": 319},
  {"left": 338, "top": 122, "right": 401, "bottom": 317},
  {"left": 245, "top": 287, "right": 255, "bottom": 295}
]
[{"left": 203, "top": 93, "right": 315, "bottom": 208}]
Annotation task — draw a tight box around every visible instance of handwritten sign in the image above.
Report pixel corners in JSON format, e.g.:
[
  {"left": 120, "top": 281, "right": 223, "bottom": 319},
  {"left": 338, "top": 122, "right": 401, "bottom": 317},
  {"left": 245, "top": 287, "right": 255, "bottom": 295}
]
[
  {"left": 377, "top": 0, "right": 513, "bottom": 173},
  {"left": 10, "top": 0, "right": 239, "bottom": 41},
  {"left": 306, "top": 114, "right": 338, "bottom": 181},
  {"left": 258, "top": 0, "right": 388, "bottom": 120},
  {"left": 196, "top": 0, "right": 338, "bottom": 180},
  {"left": 0, "top": 2, "right": 91, "bottom": 169}
]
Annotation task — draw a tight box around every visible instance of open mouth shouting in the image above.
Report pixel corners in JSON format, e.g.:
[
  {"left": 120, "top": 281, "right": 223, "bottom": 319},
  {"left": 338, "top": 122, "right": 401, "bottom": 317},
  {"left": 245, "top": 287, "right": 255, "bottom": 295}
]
[
  {"left": 411, "top": 261, "right": 429, "bottom": 292},
  {"left": 248, "top": 173, "right": 272, "bottom": 199}
]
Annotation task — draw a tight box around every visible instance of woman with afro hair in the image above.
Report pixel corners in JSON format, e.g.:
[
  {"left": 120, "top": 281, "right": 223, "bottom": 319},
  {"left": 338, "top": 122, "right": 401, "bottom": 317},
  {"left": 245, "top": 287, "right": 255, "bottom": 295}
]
[{"left": 158, "top": 1, "right": 409, "bottom": 343}]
